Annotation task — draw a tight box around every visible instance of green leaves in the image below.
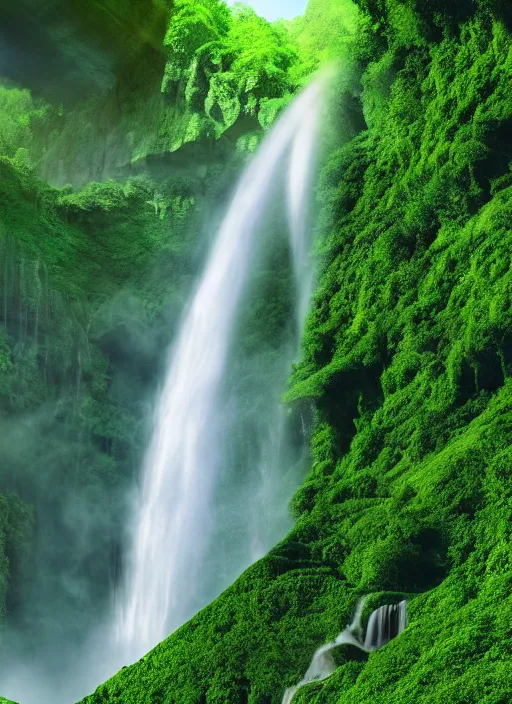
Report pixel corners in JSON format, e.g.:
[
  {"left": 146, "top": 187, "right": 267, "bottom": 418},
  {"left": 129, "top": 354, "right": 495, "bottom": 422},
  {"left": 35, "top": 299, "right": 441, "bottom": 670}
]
[
  {"left": 162, "top": 0, "right": 231, "bottom": 86},
  {"left": 161, "top": 1, "right": 306, "bottom": 135},
  {"left": 0, "top": 85, "right": 48, "bottom": 162}
]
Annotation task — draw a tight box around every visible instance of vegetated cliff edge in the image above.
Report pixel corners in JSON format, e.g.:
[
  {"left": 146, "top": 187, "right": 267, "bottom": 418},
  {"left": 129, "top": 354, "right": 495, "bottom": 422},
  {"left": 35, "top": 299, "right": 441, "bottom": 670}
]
[{"left": 78, "top": 1, "right": 512, "bottom": 703}]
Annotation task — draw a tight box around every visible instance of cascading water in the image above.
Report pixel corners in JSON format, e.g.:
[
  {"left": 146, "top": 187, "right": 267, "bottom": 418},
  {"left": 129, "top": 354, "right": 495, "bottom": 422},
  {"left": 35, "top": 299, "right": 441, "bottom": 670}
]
[
  {"left": 114, "top": 73, "right": 330, "bottom": 664},
  {"left": 364, "top": 600, "right": 408, "bottom": 650},
  {"left": 282, "top": 599, "right": 408, "bottom": 703},
  {"left": 243, "top": 77, "right": 327, "bottom": 566},
  {"left": 287, "top": 81, "right": 323, "bottom": 328}
]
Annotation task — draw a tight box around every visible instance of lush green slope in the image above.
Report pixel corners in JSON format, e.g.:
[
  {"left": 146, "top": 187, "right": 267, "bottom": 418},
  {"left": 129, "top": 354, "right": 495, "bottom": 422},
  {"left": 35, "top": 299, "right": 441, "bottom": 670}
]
[{"left": 78, "top": 2, "right": 512, "bottom": 703}]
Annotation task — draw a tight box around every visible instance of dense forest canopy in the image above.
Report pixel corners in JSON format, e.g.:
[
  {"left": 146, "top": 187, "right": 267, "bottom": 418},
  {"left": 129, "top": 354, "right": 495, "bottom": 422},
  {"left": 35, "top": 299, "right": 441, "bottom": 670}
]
[{"left": 0, "top": 0, "right": 512, "bottom": 703}]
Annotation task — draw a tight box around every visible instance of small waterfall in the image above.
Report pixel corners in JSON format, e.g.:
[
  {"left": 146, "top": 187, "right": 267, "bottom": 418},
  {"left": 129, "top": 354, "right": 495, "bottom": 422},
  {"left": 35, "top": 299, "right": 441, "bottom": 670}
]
[
  {"left": 113, "top": 73, "right": 330, "bottom": 665},
  {"left": 282, "top": 599, "right": 407, "bottom": 703},
  {"left": 364, "top": 601, "right": 408, "bottom": 651}
]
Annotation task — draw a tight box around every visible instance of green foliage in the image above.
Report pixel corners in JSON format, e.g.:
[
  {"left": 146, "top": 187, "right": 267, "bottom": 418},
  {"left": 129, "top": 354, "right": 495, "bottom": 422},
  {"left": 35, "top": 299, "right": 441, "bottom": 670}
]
[
  {"left": 287, "top": 0, "right": 359, "bottom": 81},
  {"left": 0, "top": 493, "right": 33, "bottom": 626},
  {"left": 163, "top": 0, "right": 231, "bottom": 83},
  {"left": 0, "top": 154, "right": 215, "bottom": 653},
  {"left": 225, "top": 6, "right": 297, "bottom": 100},
  {"left": 0, "top": 85, "right": 48, "bottom": 161},
  {"left": 162, "top": 1, "right": 301, "bottom": 134}
]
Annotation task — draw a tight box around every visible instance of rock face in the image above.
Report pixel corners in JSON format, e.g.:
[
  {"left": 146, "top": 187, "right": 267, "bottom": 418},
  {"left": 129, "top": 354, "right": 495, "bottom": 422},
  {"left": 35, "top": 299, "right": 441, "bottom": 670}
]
[
  {"left": 0, "top": 0, "right": 168, "bottom": 102},
  {"left": 0, "top": 0, "right": 248, "bottom": 187},
  {"left": 35, "top": 45, "right": 250, "bottom": 189}
]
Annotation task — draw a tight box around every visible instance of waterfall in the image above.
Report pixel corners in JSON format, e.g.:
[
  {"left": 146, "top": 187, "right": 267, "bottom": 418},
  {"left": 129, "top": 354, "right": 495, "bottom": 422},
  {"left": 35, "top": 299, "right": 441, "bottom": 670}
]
[
  {"left": 282, "top": 599, "right": 408, "bottom": 703},
  {"left": 364, "top": 601, "right": 408, "bottom": 650},
  {"left": 244, "top": 92, "right": 325, "bottom": 566},
  {"left": 113, "top": 73, "right": 330, "bottom": 664},
  {"left": 287, "top": 83, "right": 322, "bottom": 328}
]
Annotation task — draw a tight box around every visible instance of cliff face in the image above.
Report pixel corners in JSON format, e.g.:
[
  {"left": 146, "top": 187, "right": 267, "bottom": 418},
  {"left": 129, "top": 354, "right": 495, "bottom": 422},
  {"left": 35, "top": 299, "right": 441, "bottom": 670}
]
[
  {"left": 35, "top": 44, "right": 252, "bottom": 189},
  {"left": 0, "top": 0, "right": 169, "bottom": 102},
  {"left": 78, "top": 2, "right": 512, "bottom": 703},
  {"left": 28, "top": 0, "right": 357, "bottom": 188}
]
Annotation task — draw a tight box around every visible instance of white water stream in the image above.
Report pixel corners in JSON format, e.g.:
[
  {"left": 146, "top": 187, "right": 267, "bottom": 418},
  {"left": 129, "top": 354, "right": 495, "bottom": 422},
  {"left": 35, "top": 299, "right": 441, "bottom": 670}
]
[
  {"left": 288, "top": 83, "right": 323, "bottom": 327},
  {"left": 282, "top": 599, "right": 408, "bottom": 703}
]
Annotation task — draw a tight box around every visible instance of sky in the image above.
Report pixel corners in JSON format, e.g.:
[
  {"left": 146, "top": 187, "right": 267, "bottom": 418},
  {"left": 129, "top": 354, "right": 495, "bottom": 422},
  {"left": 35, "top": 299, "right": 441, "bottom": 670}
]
[{"left": 226, "top": 0, "right": 308, "bottom": 22}]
